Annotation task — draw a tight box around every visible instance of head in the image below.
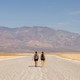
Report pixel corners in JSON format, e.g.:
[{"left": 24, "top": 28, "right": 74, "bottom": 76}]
[
  {"left": 35, "top": 51, "right": 37, "bottom": 55},
  {"left": 42, "top": 51, "right": 44, "bottom": 54}
]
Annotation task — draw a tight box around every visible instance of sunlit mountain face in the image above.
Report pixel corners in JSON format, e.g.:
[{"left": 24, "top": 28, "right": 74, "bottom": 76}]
[{"left": 0, "top": 26, "right": 80, "bottom": 53}]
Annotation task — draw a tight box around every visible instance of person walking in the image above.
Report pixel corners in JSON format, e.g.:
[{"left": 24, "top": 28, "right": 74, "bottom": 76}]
[
  {"left": 40, "top": 51, "right": 45, "bottom": 67},
  {"left": 33, "top": 51, "right": 39, "bottom": 67}
]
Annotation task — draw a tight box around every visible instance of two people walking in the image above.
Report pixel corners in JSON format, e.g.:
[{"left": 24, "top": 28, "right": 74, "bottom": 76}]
[{"left": 33, "top": 51, "right": 45, "bottom": 67}]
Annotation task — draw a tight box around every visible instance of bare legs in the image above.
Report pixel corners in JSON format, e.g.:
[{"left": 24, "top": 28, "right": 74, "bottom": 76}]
[
  {"left": 41, "top": 60, "right": 45, "bottom": 67},
  {"left": 35, "top": 60, "right": 45, "bottom": 67},
  {"left": 34, "top": 60, "right": 45, "bottom": 67},
  {"left": 35, "top": 61, "right": 38, "bottom": 67}
]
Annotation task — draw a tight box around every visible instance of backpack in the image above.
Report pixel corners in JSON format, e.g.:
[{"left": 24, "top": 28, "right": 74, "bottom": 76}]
[{"left": 34, "top": 55, "right": 38, "bottom": 59}]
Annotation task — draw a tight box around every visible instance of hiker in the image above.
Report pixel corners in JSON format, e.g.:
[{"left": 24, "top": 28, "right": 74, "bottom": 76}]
[
  {"left": 33, "top": 51, "right": 39, "bottom": 67},
  {"left": 40, "top": 51, "right": 45, "bottom": 67}
]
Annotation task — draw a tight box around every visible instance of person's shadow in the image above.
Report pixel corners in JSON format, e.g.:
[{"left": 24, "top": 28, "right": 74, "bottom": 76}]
[{"left": 28, "top": 65, "right": 42, "bottom": 67}]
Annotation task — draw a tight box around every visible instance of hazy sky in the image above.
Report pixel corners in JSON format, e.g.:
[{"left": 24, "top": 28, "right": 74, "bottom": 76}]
[{"left": 0, "top": 0, "right": 80, "bottom": 33}]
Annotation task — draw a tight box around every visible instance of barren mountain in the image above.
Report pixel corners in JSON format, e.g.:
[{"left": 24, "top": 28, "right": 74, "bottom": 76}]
[{"left": 0, "top": 26, "right": 80, "bottom": 52}]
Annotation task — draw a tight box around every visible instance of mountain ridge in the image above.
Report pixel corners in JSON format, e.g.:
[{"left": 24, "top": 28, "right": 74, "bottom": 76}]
[{"left": 0, "top": 26, "right": 80, "bottom": 52}]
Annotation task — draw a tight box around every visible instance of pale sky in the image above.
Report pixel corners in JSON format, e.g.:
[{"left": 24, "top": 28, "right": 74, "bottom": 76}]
[{"left": 0, "top": 0, "right": 80, "bottom": 33}]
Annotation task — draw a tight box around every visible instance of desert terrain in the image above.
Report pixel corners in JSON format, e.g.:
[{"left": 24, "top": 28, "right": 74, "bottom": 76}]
[{"left": 0, "top": 52, "right": 80, "bottom": 80}]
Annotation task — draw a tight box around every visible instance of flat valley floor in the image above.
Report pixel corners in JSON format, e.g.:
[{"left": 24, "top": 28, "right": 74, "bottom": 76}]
[{"left": 0, "top": 55, "right": 80, "bottom": 80}]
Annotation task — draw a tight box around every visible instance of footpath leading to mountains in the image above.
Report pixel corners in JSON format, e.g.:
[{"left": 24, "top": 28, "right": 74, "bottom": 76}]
[{"left": 0, "top": 55, "right": 80, "bottom": 80}]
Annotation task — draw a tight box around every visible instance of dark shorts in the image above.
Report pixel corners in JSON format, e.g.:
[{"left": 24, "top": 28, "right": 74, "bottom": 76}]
[
  {"left": 34, "top": 59, "right": 38, "bottom": 61},
  {"left": 41, "top": 59, "right": 45, "bottom": 61}
]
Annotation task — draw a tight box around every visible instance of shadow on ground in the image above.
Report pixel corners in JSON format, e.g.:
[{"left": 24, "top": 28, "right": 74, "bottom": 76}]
[{"left": 28, "top": 65, "right": 42, "bottom": 67}]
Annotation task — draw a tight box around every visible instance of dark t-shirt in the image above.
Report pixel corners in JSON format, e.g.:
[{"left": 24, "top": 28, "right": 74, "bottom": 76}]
[
  {"left": 41, "top": 54, "right": 45, "bottom": 60},
  {"left": 34, "top": 54, "right": 39, "bottom": 61}
]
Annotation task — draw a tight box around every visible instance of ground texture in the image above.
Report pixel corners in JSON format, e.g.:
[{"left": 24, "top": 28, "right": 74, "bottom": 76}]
[{"left": 0, "top": 55, "right": 80, "bottom": 80}]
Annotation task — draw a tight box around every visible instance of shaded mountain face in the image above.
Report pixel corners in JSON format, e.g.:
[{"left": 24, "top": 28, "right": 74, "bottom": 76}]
[{"left": 0, "top": 26, "right": 80, "bottom": 52}]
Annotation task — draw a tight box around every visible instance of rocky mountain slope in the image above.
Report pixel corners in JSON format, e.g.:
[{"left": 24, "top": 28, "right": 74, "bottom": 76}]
[{"left": 0, "top": 26, "right": 80, "bottom": 52}]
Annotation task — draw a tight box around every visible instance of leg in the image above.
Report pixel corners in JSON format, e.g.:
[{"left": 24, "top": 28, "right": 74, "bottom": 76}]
[
  {"left": 41, "top": 60, "right": 45, "bottom": 67},
  {"left": 35, "top": 61, "right": 38, "bottom": 67}
]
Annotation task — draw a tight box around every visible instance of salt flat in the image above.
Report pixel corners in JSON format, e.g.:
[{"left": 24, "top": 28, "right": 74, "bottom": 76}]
[{"left": 0, "top": 55, "right": 80, "bottom": 80}]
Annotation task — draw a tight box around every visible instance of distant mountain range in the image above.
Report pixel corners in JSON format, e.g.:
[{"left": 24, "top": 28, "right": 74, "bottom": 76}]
[{"left": 0, "top": 26, "right": 80, "bottom": 52}]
